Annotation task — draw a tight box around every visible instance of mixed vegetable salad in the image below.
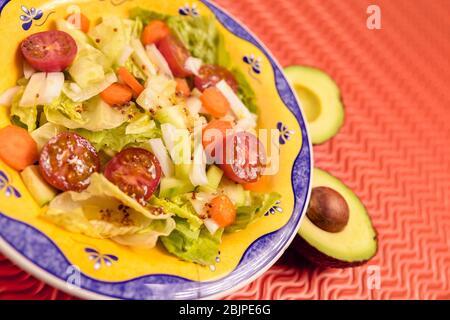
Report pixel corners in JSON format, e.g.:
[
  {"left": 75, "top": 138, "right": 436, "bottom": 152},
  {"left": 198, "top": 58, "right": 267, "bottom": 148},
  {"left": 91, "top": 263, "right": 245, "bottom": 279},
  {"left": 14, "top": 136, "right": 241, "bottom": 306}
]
[{"left": 0, "top": 8, "right": 280, "bottom": 265}]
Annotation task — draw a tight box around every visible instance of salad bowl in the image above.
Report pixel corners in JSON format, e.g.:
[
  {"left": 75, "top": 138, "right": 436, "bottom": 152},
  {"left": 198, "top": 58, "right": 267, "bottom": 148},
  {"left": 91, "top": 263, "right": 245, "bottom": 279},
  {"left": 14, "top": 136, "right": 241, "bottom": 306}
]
[{"left": 0, "top": 0, "right": 312, "bottom": 299}]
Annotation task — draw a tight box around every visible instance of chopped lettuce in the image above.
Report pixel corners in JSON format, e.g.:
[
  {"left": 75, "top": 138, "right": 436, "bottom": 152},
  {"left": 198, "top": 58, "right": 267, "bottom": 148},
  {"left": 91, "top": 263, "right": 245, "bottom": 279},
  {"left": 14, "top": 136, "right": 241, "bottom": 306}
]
[
  {"left": 226, "top": 191, "right": 281, "bottom": 233},
  {"left": 130, "top": 8, "right": 218, "bottom": 64},
  {"left": 124, "top": 58, "right": 147, "bottom": 81},
  {"left": 45, "top": 93, "right": 85, "bottom": 122},
  {"left": 112, "top": 218, "right": 175, "bottom": 248},
  {"left": 161, "top": 218, "right": 223, "bottom": 265},
  {"left": 129, "top": 7, "right": 170, "bottom": 23},
  {"left": 10, "top": 87, "right": 38, "bottom": 131},
  {"left": 232, "top": 68, "right": 258, "bottom": 114},
  {"left": 63, "top": 72, "right": 117, "bottom": 102},
  {"left": 45, "top": 96, "right": 128, "bottom": 131},
  {"left": 56, "top": 18, "right": 93, "bottom": 48},
  {"left": 149, "top": 196, "right": 202, "bottom": 231},
  {"left": 130, "top": 7, "right": 258, "bottom": 113},
  {"left": 75, "top": 118, "right": 160, "bottom": 153},
  {"left": 89, "top": 16, "right": 128, "bottom": 65},
  {"left": 30, "top": 122, "right": 65, "bottom": 152},
  {"left": 125, "top": 113, "right": 155, "bottom": 134},
  {"left": 136, "top": 75, "right": 177, "bottom": 110},
  {"left": 44, "top": 173, "right": 174, "bottom": 241}
]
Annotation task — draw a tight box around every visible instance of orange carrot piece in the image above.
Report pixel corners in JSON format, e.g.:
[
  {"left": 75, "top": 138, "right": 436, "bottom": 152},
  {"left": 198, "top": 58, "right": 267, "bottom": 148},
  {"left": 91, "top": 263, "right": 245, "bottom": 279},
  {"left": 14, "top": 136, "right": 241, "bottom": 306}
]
[
  {"left": 175, "top": 78, "right": 191, "bottom": 97},
  {"left": 118, "top": 67, "right": 144, "bottom": 96},
  {"left": 141, "top": 20, "right": 170, "bottom": 45},
  {"left": 100, "top": 83, "right": 133, "bottom": 107},
  {"left": 202, "top": 120, "right": 232, "bottom": 150},
  {"left": 0, "top": 125, "right": 38, "bottom": 171},
  {"left": 208, "top": 195, "right": 237, "bottom": 227},
  {"left": 200, "top": 87, "right": 230, "bottom": 118}
]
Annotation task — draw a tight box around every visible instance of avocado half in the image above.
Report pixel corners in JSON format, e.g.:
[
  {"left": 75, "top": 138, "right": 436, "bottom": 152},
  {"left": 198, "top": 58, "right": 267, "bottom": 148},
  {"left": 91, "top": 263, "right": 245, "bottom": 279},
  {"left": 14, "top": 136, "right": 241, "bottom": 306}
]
[
  {"left": 294, "top": 168, "right": 377, "bottom": 268},
  {"left": 284, "top": 66, "right": 344, "bottom": 144}
]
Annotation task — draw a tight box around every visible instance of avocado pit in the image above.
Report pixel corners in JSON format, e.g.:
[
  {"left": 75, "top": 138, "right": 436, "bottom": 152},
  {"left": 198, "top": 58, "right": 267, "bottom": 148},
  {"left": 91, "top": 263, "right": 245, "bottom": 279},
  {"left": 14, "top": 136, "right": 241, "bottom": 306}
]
[{"left": 307, "top": 186, "right": 349, "bottom": 233}]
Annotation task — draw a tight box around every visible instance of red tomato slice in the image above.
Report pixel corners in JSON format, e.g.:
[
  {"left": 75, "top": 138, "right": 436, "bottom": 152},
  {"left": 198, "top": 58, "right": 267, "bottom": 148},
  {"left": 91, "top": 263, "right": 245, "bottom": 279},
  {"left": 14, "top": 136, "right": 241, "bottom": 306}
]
[
  {"left": 194, "top": 64, "right": 239, "bottom": 92},
  {"left": 219, "top": 132, "right": 266, "bottom": 184},
  {"left": 104, "top": 148, "right": 162, "bottom": 204},
  {"left": 156, "top": 35, "right": 192, "bottom": 78},
  {"left": 39, "top": 132, "right": 100, "bottom": 192},
  {"left": 21, "top": 30, "right": 77, "bottom": 72}
]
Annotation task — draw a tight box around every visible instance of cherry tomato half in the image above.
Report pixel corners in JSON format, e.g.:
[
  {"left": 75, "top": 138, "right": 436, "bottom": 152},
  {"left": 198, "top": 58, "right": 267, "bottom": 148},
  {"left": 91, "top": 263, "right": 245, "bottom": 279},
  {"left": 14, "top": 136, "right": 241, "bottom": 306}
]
[
  {"left": 218, "top": 132, "right": 266, "bottom": 184},
  {"left": 104, "top": 148, "right": 162, "bottom": 204},
  {"left": 39, "top": 132, "right": 100, "bottom": 192},
  {"left": 194, "top": 64, "right": 239, "bottom": 92},
  {"left": 156, "top": 34, "right": 192, "bottom": 78},
  {"left": 21, "top": 30, "right": 77, "bottom": 72}
]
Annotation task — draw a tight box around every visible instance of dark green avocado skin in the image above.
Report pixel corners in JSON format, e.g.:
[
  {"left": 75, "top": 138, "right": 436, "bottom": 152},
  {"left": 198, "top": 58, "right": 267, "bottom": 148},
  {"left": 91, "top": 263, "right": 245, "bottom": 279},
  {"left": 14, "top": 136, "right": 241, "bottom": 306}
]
[{"left": 292, "top": 234, "right": 378, "bottom": 269}]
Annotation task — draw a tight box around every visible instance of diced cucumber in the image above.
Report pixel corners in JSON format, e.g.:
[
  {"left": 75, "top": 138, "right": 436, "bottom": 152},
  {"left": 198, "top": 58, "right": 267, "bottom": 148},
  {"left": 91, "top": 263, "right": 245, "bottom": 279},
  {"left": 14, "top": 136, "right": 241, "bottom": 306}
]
[
  {"left": 159, "top": 177, "right": 194, "bottom": 198},
  {"left": 20, "top": 165, "right": 57, "bottom": 206},
  {"left": 220, "top": 179, "right": 246, "bottom": 207},
  {"left": 199, "top": 165, "right": 223, "bottom": 193},
  {"left": 155, "top": 106, "right": 188, "bottom": 129}
]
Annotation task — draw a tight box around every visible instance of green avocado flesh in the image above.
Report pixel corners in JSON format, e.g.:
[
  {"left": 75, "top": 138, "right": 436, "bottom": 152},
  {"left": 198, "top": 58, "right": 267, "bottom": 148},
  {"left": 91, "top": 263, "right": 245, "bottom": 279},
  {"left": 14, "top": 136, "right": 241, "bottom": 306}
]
[
  {"left": 296, "top": 168, "right": 377, "bottom": 268},
  {"left": 284, "top": 66, "right": 344, "bottom": 144}
]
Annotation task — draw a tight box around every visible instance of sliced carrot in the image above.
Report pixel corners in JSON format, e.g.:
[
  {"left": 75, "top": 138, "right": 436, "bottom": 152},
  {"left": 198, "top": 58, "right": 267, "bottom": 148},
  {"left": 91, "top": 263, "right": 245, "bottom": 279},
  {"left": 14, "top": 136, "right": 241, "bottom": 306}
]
[
  {"left": 141, "top": 20, "right": 170, "bottom": 45},
  {"left": 208, "top": 195, "right": 236, "bottom": 227},
  {"left": 200, "top": 87, "right": 230, "bottom": 118},
  {"left": 66, "top": 13, "right": 90, "bottom": 33},
  {"left": 100, "top": 83, "right": 133, "bottom": 107},
  {"left": 118, "top": 67, "right": 144, "bottom": 96},
  {"left": 202, "top": 120, "right": 232, "bottom": 150},
  {"left": 175, "top": 78, "right": 191, "bottom": 97},
  {"left": 0, "top": 125, "right": 38, "bottom": 171},
  {"left": 243, "top": 175, "right": 272, "bottom": 192}
]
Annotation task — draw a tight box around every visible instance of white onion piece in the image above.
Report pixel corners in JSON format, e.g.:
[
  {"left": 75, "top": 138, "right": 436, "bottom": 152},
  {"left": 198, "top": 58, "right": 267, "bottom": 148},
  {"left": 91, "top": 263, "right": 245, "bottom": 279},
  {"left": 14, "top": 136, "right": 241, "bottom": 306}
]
[
  {"left": 131, "top": 38, "right": 157, "bottom": 76},
  {"left": 0, "top": 86, "right": 20, "bottom": 106},
  {"left": 145, "top": 44, "right": 173, "bottom": 79},
  {"left": 204, "top": 218, "right": 220, "bottom": 235},
  {"left": 189, "top": 192, "right": 215, "bottom": 215},
  {"left": 19, "top": 72, "right": 46, "bottom": 107},
  {"left": 23, "top": 61, "right": 36, "bottom": 79},
  {"left": 117, "top": 45, "right": 134, "bottom": 67},
  {"left": 235, "top": 117, "right": 257, "bottom": 131},
  {"left": 184, "top": 57, "right": 202, "bottom": 76},
  {"left": 40, "top": 72, "right": 64, "bottom": 105},
  {"left": 147, "top": 138, "right": 174, "bottom": 177},
  {"left": 186, "top": 96, "right": 202, "bottom": 115},
  {"left": 160, "top": 123, "right": 178, "bottom": 156},
  {"left": 216, "top": 80, "right": 253, "bottom": 120},
  {"left": 189, "top": 141, "right": 208, "bottom": 186}
]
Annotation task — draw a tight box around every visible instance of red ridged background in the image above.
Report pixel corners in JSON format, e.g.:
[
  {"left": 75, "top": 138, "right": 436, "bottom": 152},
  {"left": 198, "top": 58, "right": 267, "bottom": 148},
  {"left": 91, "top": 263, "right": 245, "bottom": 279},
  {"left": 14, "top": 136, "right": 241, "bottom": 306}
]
[{"left": 1, "top": 0, "right": 449, "bottom": 300}]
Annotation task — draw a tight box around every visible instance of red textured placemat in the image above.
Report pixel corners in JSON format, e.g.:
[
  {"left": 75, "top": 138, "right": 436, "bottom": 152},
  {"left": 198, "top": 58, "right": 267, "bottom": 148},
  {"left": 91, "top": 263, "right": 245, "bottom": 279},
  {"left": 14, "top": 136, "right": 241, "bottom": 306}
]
[{"left": 1, "top": 0, "right": 450, "bottom": 300}]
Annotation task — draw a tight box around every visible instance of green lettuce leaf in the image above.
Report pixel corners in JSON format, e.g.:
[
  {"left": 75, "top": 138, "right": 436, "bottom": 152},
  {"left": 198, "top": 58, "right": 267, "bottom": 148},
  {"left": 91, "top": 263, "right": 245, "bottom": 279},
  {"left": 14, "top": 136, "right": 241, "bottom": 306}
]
[
  {"left": 89, "top": 16, "right": 128, "bottom": 65},
  {"left": 30, "top": 122, "right": 65, "bottom": 152},
  {"left": 149, "top": 196, "right": 203, "bottom": 231},
  {"left": 232, "top": 68, "right": 258, "bottom": 114},
  {"left": 226, "top": 191, "right": 281, "bottom": 233},
  {"left": 112, "top": 219, "right": 175, "bottom": 248},
  {"left": 75, "top": 118, "right": 160, "bottom": 153},
  {"left": 44, "top": 173, "right": 174, "bottom": 241},
  {"left": 45, "top": 95, "right": 128, "bottom": 131},
  {"left": 129, "top": 7, "right": 258, "bottom": 113},
  {"left": 161, "top": 218, "right": 223, "bottom": 265},
  {"left": 45, "top": 93, "right": 85, "bottom": 122},
  {"left": 10, "top": 87, "right": 38, "bottom": 131}
]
